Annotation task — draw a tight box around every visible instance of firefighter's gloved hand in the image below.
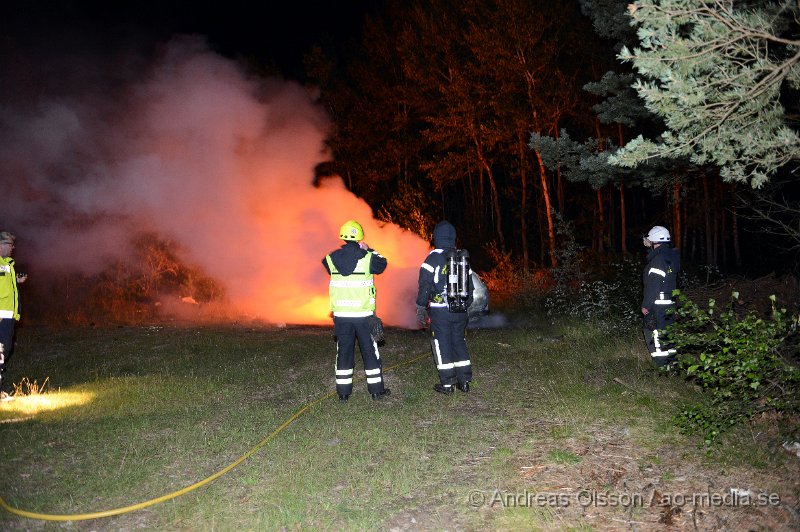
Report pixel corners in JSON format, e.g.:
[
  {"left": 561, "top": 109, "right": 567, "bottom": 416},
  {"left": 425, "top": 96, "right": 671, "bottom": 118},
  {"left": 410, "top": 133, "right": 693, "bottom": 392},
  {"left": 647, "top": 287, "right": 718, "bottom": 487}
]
[
  {"left": 416, "top": 305, "right": 429, "bottom": 328},
  {"left": 369, "top": 315, "right": 386, "bottom": 343},
  {"left": 643, "top": 312, "right": 657, "bottom": 331}
]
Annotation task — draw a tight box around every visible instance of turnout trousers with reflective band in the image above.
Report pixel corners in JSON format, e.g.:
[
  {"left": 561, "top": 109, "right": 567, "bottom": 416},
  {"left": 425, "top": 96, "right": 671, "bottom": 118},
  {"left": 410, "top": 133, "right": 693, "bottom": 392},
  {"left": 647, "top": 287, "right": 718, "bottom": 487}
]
[
  {"left": 641, "top": 245, "right": 680, "bottom": 367},
  {"left": 643, "top": 305, "right": 676, "bottom": 367},
  {"left": 429, "top": 307, "right": 472, "bottom": 386},
  {"left": 333, "top": 316, "right": 385, "bottom": 396}
]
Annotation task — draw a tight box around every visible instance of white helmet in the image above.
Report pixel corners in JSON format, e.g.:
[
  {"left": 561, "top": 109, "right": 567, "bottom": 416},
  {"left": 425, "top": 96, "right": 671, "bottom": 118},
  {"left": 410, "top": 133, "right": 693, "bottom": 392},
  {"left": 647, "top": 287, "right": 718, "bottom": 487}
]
[{"left": 646, "top": 226, "right": 671, "bottom": 243}]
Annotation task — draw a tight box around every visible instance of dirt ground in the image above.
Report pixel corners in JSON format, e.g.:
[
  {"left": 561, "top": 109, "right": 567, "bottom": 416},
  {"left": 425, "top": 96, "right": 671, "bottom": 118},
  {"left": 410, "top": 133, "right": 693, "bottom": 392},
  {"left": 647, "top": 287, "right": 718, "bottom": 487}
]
[
  {"left": 683, "top": 273, "right": 800, "bottom": 317},
  {"left": 381, "top": 301, "right": 800, "bottom": 531},
  {"left": 382, "top": 416, "right": 800, "bottom": 531},
  {"left": 495, "top": 422, "right": 800, "bottom": 531}
]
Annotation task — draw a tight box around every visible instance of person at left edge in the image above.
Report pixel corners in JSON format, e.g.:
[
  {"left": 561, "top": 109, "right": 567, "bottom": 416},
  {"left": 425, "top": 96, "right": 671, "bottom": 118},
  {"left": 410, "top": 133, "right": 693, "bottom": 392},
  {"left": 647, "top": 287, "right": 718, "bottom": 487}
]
[
  {"left": 322, "top": 220, "right": 391, "bottom": 401},
  {"left": 0, "top": 231, "right": 26, "bottom": 401}
]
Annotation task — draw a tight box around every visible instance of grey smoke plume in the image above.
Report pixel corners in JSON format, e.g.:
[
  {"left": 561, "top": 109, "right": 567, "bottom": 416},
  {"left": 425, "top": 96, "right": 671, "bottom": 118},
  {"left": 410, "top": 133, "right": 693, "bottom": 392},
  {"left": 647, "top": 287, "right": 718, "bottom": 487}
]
[{"left": 0, "top": 35, "right": 429, "bottom": 327}]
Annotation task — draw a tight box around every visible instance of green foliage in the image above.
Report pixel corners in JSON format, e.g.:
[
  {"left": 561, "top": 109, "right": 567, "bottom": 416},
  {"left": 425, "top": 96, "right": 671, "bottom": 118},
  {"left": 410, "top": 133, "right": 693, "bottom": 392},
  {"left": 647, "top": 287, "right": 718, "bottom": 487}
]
[
  {"left": 543, "top": 215, "right": 641, "bottom": 332},
  {"left": 531, "top": 124, "right": 675, "bottom": 194},
  {"left": 613, "top": 1, "right": 800, "bottom": 187},
  {"left": 666, "top": 291, "right": 800, "bottom": 445},
  {"left": 575, "top": 0, "right": 681, "bottom": 191},
  {"left": 544, "top": 257, "right": 641, "bottom": 334},
  {"left": 580, "top": 0, "right": 639, "bottom": 44},
  {"left": 584, "top": 71, "right": 649, "bottom": 128},
  {"left": 531, "top": 130, "right": 613, "bottom": 190}
]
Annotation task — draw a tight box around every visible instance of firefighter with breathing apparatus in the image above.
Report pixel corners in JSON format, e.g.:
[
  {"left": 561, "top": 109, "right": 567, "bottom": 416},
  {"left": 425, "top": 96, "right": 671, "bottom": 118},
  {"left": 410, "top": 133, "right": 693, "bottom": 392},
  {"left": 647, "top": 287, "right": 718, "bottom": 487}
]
[
  {"left": 322, "top": 220, "right": 391, "bottom": 401},
  {"left": 416, "top": 221, "right": 474, "bottom": 394},
  {"left": 641, "top": 225, "right": 681, "bottom": 367}
]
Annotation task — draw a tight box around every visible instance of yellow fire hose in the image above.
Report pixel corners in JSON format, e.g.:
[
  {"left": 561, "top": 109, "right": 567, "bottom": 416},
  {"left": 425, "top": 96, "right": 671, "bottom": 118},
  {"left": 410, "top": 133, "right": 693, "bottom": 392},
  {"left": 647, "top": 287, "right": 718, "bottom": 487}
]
[{"left": 0, "top": 352, "right": 430, "bottom": 522}]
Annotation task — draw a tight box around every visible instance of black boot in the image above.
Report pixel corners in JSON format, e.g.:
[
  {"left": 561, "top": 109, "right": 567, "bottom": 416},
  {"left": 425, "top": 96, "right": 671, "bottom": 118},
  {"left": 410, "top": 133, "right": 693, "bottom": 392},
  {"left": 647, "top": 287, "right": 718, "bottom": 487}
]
[
  {"left": 457, "top": 382, "right": 470, "bottom": 393},
  {"left": 338, "top": 394, "right": 349, "bottom": 402},
  {"left": 433, "top": 383, "right": 454, "bottom": 395},
  {"left": 371, "top": 389, "right": 391, "bottom": 400}
]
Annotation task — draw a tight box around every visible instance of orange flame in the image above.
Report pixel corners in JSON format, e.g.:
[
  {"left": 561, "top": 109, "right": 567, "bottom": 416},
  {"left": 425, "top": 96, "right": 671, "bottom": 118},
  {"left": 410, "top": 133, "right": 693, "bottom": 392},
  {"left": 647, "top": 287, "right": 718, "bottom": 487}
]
[{"left": 234, "top": 178, "right": 431, "bottom": 328}]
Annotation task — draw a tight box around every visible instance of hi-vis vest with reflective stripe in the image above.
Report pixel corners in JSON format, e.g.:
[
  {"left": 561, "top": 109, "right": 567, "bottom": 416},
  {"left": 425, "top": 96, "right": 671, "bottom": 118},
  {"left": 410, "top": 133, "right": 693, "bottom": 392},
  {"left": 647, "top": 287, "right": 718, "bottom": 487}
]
[
  {"left": 0, "top": 256, "right": 20, "bottom": 320},
  {"left": 326, "top": 252, "right": 375, "bottom": 317}
]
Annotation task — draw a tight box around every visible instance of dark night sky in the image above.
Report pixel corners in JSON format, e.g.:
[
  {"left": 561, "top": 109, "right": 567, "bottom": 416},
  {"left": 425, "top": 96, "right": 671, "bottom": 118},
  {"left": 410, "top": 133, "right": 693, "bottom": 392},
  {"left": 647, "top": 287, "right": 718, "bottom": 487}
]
[{"left": 3, "top": 0, "right": 378, "bottom": 79}]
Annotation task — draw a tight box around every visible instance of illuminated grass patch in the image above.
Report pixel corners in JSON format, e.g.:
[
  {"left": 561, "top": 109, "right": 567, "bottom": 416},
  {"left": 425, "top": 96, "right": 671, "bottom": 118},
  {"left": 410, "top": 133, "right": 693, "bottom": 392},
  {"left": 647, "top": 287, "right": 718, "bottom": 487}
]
[{"left": 0, "top": 387, "right": 95, "bottom": 419}]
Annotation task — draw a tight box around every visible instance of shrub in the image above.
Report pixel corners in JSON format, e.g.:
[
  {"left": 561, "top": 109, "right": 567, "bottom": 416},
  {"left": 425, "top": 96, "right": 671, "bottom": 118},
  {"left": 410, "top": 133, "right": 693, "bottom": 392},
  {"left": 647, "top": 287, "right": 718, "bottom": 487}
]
[
  {"left": 543, "top": 263, "right": 641, "bottom": 334},
  {"left": 25, "top": 232, "right": 225, "bottom": 326},
  {"left": 543, "top": 212, "right": 643, "bottom": 333},
  {"left": 666, "top": 291, "right": 800, "bottom": 445}
]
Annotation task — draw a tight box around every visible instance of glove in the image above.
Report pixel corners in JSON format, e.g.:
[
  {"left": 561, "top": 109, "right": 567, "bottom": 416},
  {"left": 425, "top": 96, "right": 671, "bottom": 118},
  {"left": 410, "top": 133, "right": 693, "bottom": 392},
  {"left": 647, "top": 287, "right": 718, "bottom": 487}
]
[
  {"left": 416, "top": 305, "right": 429, "bottom": 328},
  {"left": 369, "top": 315, "right": 386, "bottom": 343},
  {"left": 643, "top": 311, "right": 657, "bottom": 331}
]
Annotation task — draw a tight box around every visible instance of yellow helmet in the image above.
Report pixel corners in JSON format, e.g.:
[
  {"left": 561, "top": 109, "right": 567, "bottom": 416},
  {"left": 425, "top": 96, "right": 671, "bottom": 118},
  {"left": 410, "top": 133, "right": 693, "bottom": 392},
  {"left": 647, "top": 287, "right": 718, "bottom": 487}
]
[{"left": 339, "top": 220, "right": 364, "bottom": 241}]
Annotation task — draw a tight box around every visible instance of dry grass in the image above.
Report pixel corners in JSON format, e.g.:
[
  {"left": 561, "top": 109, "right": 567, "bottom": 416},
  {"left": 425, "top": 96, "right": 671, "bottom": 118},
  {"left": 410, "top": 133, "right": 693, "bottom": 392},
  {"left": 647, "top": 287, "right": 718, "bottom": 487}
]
[{"left": 0, "top": 321, "right": 796, "bottom": 530}]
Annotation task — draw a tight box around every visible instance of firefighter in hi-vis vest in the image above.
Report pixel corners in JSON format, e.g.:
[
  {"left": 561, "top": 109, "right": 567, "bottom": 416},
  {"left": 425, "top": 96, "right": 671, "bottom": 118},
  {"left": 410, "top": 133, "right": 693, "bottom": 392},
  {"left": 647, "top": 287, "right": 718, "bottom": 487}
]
[
  {"left": 416, "top": 221, "right": 474, "bottom": 395},
  {"left": 322, "top": 220, "right": 391, "bottom": 402},
  {"left": 0, "top": 231, "right": 26, "bottom": 401},
  {"left": 641, "top": 225, "right": 681, "bottom": 367}
]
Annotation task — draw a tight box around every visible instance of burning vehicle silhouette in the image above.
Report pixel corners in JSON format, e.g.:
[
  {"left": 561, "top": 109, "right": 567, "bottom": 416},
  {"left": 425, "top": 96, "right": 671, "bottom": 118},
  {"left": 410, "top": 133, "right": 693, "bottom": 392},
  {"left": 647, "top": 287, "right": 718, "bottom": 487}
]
[{"left": 468, "top": 272, "right": 489, "bottom": 322}]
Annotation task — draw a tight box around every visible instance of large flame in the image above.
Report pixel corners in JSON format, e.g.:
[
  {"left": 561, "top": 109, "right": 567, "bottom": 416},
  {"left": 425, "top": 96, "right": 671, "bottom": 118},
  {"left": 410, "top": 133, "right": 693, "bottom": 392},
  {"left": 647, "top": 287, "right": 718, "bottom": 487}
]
[
  {"left": 1, "top": 37, "right": 431, "bottom": 327},
  {"left": 236, "top": 176, "right": 431, "bottom": 327}
]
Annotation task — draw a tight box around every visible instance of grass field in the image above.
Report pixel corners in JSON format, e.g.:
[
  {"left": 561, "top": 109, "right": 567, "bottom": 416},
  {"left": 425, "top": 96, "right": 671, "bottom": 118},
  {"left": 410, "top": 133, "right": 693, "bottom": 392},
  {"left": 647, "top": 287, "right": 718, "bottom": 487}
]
[{"left": 0, "top": 313, "right": 798, "bottom": 530}]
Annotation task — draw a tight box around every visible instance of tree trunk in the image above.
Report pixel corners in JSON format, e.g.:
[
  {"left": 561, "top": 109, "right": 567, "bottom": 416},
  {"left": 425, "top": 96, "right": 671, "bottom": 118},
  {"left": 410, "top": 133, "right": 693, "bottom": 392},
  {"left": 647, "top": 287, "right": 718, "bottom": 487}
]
[
  {"left": 702, "top": 174, "right": 714, "bottom": 266},
  {"left": 468, "top": 173, "right": 480, "bottom": 234},
  {"left": 617, "top": 124, "right": 628, "bottom": 255},
  {"left": 533, "top": 148, "right": 557, "bottom": 268},
  {"left": 682, "top": 188, "right": 688, "bottom": 255},
  {"left": 555, "top": 127, "right": 564, "bottom": 214},
  {"left": 672, "top": 178, "right": 682, "bottom": 251},
  {"left": 515, "top": 134, "right": 529, "bottom": 268},
  {"left": 596, "top": 188, "right": 605, "bottom": 253},
  {"left": 619, "top": 178, "right": 628, "bottom": 254},
  {"left": 478, "top": 173, "right": 485, "bottom": 236},
  {"left": 537, "top": 192, "right": 546, "bottom": 266},
  {"left": 712, "top": 180, "right": 720, "bottom": 267},
  {"left": 482, "top": 163, "right": 505, "bottom": 252},
  {"left": 720, "top": 184, "right": 727, "bottom": 269},
  {"left": 609, "top": 187, "right": 615, "bottom": 252},
  {"left": 732, "top": 198, "right": 742, "bottom": 269}
]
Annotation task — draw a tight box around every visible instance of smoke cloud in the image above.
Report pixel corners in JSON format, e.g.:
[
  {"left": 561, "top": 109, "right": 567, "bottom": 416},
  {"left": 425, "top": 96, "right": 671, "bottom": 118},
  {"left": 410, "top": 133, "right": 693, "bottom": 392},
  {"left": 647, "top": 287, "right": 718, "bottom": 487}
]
[{"left": 0, "top": 35, "right": 430, "bottom": 327}]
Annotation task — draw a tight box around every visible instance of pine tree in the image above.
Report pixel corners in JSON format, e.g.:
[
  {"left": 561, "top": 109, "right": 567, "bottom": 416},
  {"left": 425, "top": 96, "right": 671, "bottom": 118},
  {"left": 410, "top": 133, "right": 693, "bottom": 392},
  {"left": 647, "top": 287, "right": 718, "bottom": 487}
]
[{"left": 611, "top": 0, "right": 800, "bottom": 188}]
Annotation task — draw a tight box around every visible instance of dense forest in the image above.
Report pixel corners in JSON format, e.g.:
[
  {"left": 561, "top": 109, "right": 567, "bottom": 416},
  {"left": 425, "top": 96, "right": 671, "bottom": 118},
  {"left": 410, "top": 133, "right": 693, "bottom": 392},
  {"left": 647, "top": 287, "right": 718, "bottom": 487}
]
[
  {"left": 6, "top": 0, "right": 800, "bottom": 326},
  {"left": 305, "top": 0, "right": 800, "bottom": 275}
]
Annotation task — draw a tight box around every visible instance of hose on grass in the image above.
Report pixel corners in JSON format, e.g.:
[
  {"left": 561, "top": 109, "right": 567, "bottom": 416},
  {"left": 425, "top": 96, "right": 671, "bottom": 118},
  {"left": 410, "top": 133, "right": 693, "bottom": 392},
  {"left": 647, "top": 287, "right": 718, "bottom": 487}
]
[{"left": 0, "top": 351, "right": 431, "bottom": 522}]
